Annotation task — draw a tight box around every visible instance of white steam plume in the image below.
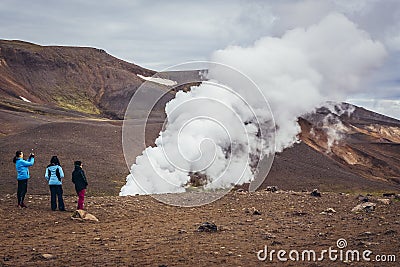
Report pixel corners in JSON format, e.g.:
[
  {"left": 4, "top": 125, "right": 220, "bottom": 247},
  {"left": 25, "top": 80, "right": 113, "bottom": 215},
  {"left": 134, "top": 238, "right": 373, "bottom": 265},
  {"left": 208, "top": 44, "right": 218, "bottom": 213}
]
[
  {"left": 324, "top": 102, "right": 355, "bottom": 152},
  {"left": 120, "top": 13, "right": 386, "bottom": 196},
  {"left": 211, "top": 13, "right": 386, "bottom": 152}
]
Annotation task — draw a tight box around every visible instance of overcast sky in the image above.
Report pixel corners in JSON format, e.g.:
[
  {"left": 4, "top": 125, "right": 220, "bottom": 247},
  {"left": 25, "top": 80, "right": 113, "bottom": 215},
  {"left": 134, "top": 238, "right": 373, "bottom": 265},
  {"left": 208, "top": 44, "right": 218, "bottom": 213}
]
[{"left": 1, "top": 0, "right": 399, "bottom": 118}]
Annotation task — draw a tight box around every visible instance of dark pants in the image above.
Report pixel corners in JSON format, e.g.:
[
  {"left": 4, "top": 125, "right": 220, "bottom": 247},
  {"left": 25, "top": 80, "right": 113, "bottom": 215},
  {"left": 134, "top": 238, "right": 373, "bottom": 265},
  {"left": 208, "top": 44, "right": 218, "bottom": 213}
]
[
  {"left": 49, "top": 185, "right": 65, "bottom": 211},
  {"left": 17, "top": 179, "right": 28, "bottom": 205}
]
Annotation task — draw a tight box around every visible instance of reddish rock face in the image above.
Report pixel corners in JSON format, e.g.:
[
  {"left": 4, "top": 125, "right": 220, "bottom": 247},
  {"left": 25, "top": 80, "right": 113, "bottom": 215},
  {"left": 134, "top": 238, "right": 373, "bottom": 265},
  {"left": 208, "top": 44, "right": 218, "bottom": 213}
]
[{"left": 299, "top": 104, "right": 400, "bottom": 185}]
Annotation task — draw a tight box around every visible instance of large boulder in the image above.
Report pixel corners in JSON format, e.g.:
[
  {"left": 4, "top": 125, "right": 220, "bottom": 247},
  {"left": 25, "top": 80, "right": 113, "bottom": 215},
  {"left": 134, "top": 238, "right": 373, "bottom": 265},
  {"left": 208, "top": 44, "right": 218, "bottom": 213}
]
[
  {"left": 351, "top": 202, "right": 376, "bottom": 213},
  {"left": 71, "top": 210, "right": 99, "bottom": 222},
  {"left": 197, "top": 222, "right": 217, "bottom": 232}
]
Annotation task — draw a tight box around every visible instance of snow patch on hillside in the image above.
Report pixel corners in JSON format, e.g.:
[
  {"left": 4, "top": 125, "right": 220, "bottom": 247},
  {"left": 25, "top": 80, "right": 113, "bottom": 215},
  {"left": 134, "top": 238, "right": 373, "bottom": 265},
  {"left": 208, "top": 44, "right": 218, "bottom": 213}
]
[
  {"left": 137, "top": 74, "right": 177, "bottom": 86},
  {"left": 19, "top": 96, "right": 31, "bottom": 103}
]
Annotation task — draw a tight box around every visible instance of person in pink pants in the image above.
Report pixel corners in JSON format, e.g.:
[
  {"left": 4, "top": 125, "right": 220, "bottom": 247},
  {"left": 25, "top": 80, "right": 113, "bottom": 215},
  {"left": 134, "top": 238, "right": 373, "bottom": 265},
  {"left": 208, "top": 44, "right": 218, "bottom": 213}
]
[{"left": 72, "top": 161, "right": 88, "bottom": 210}]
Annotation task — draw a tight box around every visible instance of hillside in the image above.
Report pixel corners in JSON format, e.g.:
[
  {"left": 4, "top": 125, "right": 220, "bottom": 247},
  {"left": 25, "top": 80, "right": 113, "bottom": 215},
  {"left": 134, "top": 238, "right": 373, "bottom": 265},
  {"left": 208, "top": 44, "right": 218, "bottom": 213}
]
[
  {"left": 0, "top": 40, "right": 169, "bottom": 118},
  {"left": 298, "top": 103, "right": 400, "bottom": 186}
]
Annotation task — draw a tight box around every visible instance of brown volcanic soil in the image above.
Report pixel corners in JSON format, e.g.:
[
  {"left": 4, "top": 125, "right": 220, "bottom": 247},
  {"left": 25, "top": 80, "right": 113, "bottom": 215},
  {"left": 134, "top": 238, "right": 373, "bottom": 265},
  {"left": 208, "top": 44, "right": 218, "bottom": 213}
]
[
  {"left": 0, "top": 191, "right": 399, "bottom": 266},
  {"left": 0, "top": 108, "right": 162, "bottom": 197},
  {"left": 265, "top": 143, "right": 400, "bottom": 193}
]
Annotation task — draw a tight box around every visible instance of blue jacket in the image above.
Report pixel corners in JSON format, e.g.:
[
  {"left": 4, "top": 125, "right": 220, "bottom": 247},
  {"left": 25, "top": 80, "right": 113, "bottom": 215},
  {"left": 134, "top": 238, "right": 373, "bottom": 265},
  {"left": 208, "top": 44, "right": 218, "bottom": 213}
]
[
  {"left": 45, "top": 164, "right": 64, "bottom": 185},
  {"left": 15, "top": 157, "right": 35, "bottom": 180}
]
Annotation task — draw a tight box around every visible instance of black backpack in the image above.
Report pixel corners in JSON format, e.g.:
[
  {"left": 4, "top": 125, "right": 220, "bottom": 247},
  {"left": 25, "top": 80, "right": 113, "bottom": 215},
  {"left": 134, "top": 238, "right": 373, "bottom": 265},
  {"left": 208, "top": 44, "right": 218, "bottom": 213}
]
[{"left": 47, "top": 167, "right": 61, "bottom": 181}]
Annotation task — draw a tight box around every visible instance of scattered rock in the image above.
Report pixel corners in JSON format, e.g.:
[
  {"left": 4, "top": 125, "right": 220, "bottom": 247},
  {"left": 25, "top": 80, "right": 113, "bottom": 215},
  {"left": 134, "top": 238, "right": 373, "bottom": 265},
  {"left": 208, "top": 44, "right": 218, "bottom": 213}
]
[
  {"left": 384, "top": 229, "right": 397, "bottom": 235},
  {"left": 71, "top": 210, "right": 99, "bottom": 222},
  {"left": 265, "top": 186, "right": 279, "bottom": 192},
  {"left": 293, "top": 211, "right": 308, "bottom": 216},
  {"left": 356, "top": 195, "right": 370, "bottom": 202},
  {"left": 382, "top": 192, "right": 396, "bottom": 197},
  {"left": 245, "top": 207, "right": 262, "bottom": 215},
  {"left": 253, "top": 210, "right": 262, "bottom": 216},
  {"left": 197, "top": 222, "right": 217, "bottom": 232},
  {"left": 358, "top": 241, "right": 380, "bottom": 246},
  {"left": 271, "top": 240, "right": 283, "bottom": 246},
  {"left": 317, "top": 232, "right": 328, "bottom": 238},
  {"left": 326, "top": 208, "right": 336, "bottom": 213},
  {"left": 41, "top": 254, "right": 55, "bottom": 260},
  {"left": 261, "top": 232, "right": 276, "bottom": 240},
  {"left": 351, "top": 202, "right": 376, "bottom": 213},
  {"left": 377, "top": 198, "right": 391, "bottom": 205},
  {"left": 320, "top": 208, "right": 336, "bottom": 215},
  {"left": 310, "top": 189, "right": 321, "bottom": 197},
  {"left": 178, "top": 229, "right": 187, "bottom": 234},
  {"left": 358, "top": 231, "right": 375, "bottom": 237},
  {"left": 235, "top": 188, "right": 247, "bottom": 194}
]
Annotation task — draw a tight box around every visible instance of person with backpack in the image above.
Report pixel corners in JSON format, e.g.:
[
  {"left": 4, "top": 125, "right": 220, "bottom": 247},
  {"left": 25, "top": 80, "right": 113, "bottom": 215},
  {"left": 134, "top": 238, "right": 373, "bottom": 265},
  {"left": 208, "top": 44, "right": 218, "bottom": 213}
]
[
  {"left": 13, "top": 150, "right": 35, "bottom": 208},
  {"left": 72, "top": 161, "right": 88, "bottom": 210},
  {"left": 45, "top": 156, "right": 66, "bottom": 211}
]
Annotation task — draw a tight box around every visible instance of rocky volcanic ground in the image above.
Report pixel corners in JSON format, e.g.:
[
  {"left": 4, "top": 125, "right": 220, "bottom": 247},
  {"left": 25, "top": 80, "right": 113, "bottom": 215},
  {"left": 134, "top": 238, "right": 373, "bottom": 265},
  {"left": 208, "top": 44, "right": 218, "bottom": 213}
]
[{"left": 0, "top": 191, "right": 399, "bottom": 266}]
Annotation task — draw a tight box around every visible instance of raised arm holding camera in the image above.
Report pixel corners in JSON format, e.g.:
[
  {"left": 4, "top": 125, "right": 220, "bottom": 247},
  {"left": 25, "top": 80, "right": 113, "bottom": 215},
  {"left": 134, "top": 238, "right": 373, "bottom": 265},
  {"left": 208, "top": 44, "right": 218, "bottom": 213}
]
[{"left": 13, "top": 150, "right": 35, "bottom": 208}]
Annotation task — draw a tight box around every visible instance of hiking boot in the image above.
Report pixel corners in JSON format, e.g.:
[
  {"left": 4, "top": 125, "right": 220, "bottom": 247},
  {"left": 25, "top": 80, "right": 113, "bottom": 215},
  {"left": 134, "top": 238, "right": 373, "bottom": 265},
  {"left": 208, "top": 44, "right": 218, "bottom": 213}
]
[{"left": 20, "top": 203, "right": 28, "bottom": 208}]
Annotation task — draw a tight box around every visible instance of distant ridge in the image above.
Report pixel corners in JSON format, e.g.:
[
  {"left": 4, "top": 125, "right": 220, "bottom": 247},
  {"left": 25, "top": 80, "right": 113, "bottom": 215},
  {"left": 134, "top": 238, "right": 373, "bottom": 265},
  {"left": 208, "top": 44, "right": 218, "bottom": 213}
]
[{"left": 0, "top": 39, "right": 158, "bottom": 118}]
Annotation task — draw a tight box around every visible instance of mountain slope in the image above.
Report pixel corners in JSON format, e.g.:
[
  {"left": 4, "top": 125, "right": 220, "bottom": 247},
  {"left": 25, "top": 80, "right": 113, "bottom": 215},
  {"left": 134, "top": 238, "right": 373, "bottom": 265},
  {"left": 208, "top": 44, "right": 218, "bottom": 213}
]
[
  {"left": 298, "top": 102, "right": 400, "bottom": 186},
  {"left": 0, "top": 40, "right": 160, "bottom": 118}
]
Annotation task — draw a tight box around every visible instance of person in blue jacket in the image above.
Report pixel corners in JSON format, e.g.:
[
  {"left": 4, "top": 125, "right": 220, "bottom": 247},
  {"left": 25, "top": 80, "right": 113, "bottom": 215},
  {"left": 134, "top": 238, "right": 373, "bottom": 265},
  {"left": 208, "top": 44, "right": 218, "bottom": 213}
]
[
  {"left": 45, "top": 156, "right": 66, "bottom": 211},
  {"left": 13, "top": 150, "right": 35, "bottom": 208}
]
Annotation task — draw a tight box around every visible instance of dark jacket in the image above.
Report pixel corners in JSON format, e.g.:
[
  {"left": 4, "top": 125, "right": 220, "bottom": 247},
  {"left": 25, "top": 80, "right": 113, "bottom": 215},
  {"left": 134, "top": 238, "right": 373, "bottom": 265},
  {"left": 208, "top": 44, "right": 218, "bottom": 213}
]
[{"left": 72, "top": 165, "right": 88, "bottom": 193}]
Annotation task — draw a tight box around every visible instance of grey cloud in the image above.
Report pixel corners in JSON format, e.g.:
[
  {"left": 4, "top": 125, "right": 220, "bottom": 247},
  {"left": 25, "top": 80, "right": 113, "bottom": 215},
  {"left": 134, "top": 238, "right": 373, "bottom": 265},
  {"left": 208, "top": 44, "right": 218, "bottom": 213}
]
[
  {"left": 0, "top": 0, "right": 277, "bottom": 68},
  {"left": 0, "top": 0, "right": 399, "bottom": 118}
]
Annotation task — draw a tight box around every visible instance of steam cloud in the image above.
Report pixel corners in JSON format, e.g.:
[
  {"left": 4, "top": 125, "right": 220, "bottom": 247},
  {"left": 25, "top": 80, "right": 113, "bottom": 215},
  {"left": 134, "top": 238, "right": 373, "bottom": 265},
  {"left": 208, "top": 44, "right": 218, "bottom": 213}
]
[{"left": 120, "top": 13, "right": 386, "bottom": 196}]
